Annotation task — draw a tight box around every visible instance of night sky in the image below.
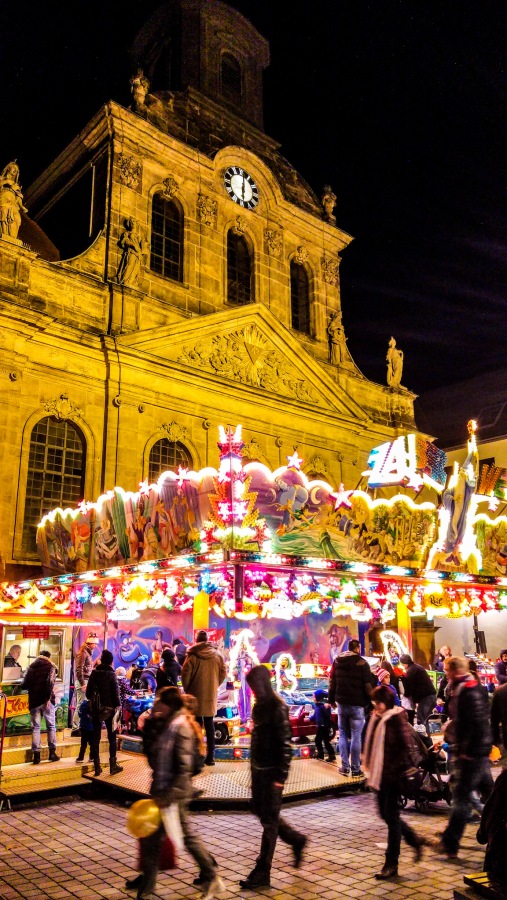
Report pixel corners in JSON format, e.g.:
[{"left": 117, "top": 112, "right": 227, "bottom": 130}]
[{"left": 1, "top": 0, "right": 506, "bottom": 396}]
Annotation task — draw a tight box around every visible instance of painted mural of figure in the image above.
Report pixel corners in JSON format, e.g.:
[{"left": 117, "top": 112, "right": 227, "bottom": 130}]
[
  {"left": 275, "top": 476, "right": 309, "bottom": 532},
  {"left": 386, "top": 336, "right": 404, "bottom": 388},
  {"left": 68, "top": 520, "right": 90, "bottom": 572},
  {"left": 0, "top": 161, "right": 27, "bottom": 239},
  {"left": 328, "top": 624, "right": 352, "bottom": 663},
  {"left": 234, "top": 648, "right": 253, "bottom": 722},
  {"left": 115, "top": 630, "right": 141, "bottom": 665},
  {"left": 442, "top": 420, "right": 479, "bottom": 558},
  {"left": 155, "top": 499, "right": 179, "bottom": 556},
  {"left": 95, "top": 516, "right": 120, "bottom": 563},
  {"left": 126, "top": 505, "right": 147, "bottom": 562}
]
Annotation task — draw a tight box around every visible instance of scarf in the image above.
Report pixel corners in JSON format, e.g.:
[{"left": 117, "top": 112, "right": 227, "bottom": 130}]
[{"left": 363, "top": 706, "right": 404, "bottom": 791}]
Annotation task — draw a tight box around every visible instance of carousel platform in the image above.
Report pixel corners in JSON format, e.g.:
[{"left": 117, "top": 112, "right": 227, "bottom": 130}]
[{"left": 86, "top": 755, "right": 366, "bottom": 807}]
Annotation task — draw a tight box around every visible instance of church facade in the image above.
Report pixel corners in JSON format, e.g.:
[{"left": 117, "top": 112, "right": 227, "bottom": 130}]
[{"left": 0, "top": 0, "right": 416, "bottom": 581}]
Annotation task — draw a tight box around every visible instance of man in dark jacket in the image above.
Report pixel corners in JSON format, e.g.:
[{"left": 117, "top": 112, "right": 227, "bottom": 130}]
[
  {"left": 399, "top": 654, "right": 436, "bottom": 734},
  {"left": 436, "top": 657, "right": 493, "bottom": 858},
  {"left": 181, "top": 630, "right": 226, "bottom": 766},
  {"left": 22, "top": 650, "right": 60, "bottom": 765},
  {"left": 71, "top": 632, "right": 99, "bottom": 734},
  {"left": 86, "top": 649, "right": 122, "bottom": 776},
  {"left": 495, "top": 649, "right": 507, "bottom": 685},
  {"left": 239, "top": 665, "right": 306, "bottom": 890},
  {"left": 328, "top": 639, "right": 372, "bottom": 776},
  {"left": 156, "top": 648, "right": 181, "bottom": 690}
]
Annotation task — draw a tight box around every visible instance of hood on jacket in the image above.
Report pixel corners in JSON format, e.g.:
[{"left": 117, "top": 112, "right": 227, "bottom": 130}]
[
  {"left": 29, "top": 656, "right": 56, "bottom": 674},
  {"left": 187, "top": 641, "right": 220, "bottom": 660}
]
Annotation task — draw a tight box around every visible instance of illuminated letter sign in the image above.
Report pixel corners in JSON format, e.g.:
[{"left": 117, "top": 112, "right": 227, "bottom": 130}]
[{"left": 364, "top": 434, "right": 446, "bottom": 492}]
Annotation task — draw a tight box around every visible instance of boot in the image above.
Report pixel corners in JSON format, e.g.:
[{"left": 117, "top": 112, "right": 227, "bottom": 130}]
[
  {"left": 375, "top": 863, "right": 398, "bottom": 880},
  {"left": 32, "top": 750, "right": 41, "bottom": 765},
  {"left": 48, "top": 750, "right": 60, "bottom": 762},
  {"left": 94, "top": 761, "right": 103, "bottom": 776},
  {"left": 125, "top": 874, "right": 143, "bottom": 891},
  {"left": 110, "top": 757, "right": 123, "bottom": 776}
]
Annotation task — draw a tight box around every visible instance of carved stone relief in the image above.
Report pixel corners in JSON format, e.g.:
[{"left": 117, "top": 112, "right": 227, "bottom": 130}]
[
  {"left": 264, "top": 228, "right": 283, "bottom": 258},
  {"left": 160, "top": 421, "right": 189, "bottom": 442},
  {"left": 162, "top": 175, "right": 179, "bottom": 199},
  {"left": 43, "top": 394, "right": 82, "bottom": 420},
  {"left": 306, "top": 455, "right": 329, "bottom": 478},
  {"left": 241, "top": 438, "right": 269, "bottom": 465},
  {"left": 321, "top": 256, "right": 340, "bottom": 286},
  {"left": 232, "top": 215, "right": 246, "bottom": 235},
  {"left": 295, "top": 246, "right": 309, "bottom": 264},
  {"left": 118, "top": 154, "right": 142, "bottom": 191},
  {"left": 178, "top": 324, "right": 319, "bottom": 404},
  {"left": 197, "top": 194, "right": 218, "bottom": 227}
]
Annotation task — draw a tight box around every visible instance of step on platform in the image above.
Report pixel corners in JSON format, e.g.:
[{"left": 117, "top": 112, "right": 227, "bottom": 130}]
[
  {"left": 87, "top": 756, "right": 365, "bottom": 805},
  {"left": 461, "top": 873, "right": 507, "bottom": 899}
]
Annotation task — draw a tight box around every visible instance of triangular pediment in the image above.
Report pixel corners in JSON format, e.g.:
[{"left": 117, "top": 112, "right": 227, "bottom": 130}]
[{"left": 117, "top": 304, "right": 369, "bottom": 421}]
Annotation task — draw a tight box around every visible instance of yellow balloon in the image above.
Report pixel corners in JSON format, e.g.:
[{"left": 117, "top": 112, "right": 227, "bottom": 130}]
[{"left": 126, "top": 799, "right": 162, "bottom": 838}]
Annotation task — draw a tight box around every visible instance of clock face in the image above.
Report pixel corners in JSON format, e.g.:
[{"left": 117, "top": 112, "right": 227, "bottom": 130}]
[{"left": 224, "top": 166, "right": 259, "bottom": 209}]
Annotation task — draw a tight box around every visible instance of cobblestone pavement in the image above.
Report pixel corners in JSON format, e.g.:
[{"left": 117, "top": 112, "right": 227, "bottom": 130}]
[{"left": 0, "top": 792, "right": 483, "bottom": 899}]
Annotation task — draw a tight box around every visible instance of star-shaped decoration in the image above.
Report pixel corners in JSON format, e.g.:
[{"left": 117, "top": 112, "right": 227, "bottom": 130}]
[
  {"left": 330, "top": 483, "right": 353, "bottom": 510},
  {"left": 138, "top": 480, "right": 151, "bottom": 495},
  {"left": 78, "top": 500, "right": 94, "bottom": 515},
  {"left": 177, "top": 466, "right": 189, "bottom": 488},
  {"left": 286, "top": 450, "right": 303, "bottom": 470}
]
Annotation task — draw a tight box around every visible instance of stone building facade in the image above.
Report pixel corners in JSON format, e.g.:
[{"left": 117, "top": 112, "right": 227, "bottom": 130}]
[{"left": 0, "top": 0, "right": 416, "bottom": 580}]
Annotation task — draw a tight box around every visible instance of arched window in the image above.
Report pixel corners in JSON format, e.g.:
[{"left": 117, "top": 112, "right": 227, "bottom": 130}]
[
  {"left": 23, "top": 417, "right": 86, "bottom": 553},
  {"left": 149, "top": 439, "right": 193, "bottom": 483},
  {"left": 290, "top": 260, "right": 311, "bottom": 334},
  {"left": 221, "top": 53, "right": 242, "bottom": 104},
  {"left": 150, "top": 194, "right": 183, "bottom": 281},
  {"left": 227, "top": 231, "right": 252, "bottom": 305}
]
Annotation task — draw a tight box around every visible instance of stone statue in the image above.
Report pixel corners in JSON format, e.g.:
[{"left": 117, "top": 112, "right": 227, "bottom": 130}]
[
  {"left": 116, "top": 217, "right": 143, "bottom": 286},
  {"left": 386, "top": 336, "right": 404, "bottom": 388},
  {"left": 130, "top": 70, "right": 150, "bottom": 113},
  {"left": 0, "top": 161, "right": 27, "bottom": 240},
  {"left": 327, "top": 312, "right": 345, "bottom": 365},
  {"left": 321, "top": 185, "right": 337, "bottom": 224}
]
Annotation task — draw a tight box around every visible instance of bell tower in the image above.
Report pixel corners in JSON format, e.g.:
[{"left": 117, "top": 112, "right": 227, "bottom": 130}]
[{"left": 131, "top": 0, "right": 270, "bottom": 131}]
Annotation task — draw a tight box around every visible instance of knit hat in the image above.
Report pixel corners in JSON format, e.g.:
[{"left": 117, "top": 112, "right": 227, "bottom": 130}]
[
  {"left": 376, "top": 668, "right": 390, "bottom": 683},
  {"left": 86, "top": 633, "right": 100, "bottom": 645},
  {"left": 314, "top": 689, "right": 326, "bottom": 701}
]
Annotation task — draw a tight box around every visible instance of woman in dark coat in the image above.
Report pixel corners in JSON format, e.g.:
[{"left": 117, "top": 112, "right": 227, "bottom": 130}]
[
  {"left": 86, "top": 649, "right": 122, "bottom": 776},
  {"left": 156, "top": 648, "right": 181, "bottom": 691}
]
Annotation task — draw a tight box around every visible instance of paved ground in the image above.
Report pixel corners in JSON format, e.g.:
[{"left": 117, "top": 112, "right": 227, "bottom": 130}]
[{"left": 0, "top": 792, "right": 483, "bottom": 899}]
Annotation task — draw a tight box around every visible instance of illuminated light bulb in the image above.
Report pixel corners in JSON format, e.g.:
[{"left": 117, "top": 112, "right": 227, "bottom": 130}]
[
  {"left": 233, "top": 748, "right": 243, "bottom": 759},
  {"left": 301, "top": 746, "right": 311, "bottom": 758}
]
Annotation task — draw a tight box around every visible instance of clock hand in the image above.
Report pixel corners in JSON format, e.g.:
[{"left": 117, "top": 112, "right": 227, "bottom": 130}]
[{"left": 242, "top": 176, "right": 246, "bottom": 201}]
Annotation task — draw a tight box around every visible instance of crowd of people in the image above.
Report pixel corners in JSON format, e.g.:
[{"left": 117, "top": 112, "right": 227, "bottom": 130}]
[{"left": 17, "top": 631, "right": 507, "bottom": 897}]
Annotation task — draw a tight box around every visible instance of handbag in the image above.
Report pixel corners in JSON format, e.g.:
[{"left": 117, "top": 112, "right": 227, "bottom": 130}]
[
  {"left": 161, "top": 804, "right": 184, "bottom": 853},
  {"left": 137, "top": 835, "right": 177, "bottom": 871}
]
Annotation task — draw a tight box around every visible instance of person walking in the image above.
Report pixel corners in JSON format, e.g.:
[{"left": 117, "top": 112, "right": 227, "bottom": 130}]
[
  {"left": 238, "top": 665, "right": 306, "bottom": 890},
  {"left": 328, "top": 638, "right": 372, "bottom": 776},
  {"left": 156, "top": 648, "right": 181, "bottom": 691},
  {"left": 71, "top": 633, "right": 99, "bottom": 734},
  {"left": 495, "top": 649, "right": 507, "bottom": 685},
  {"left": 399, "top": 654, "right": 437, "bottom": 734},
  {"left": 86, "top": 649, "right": 123, "bottom": 776},
  {"left": 126, "top": 686, "right": 222, "bottom": 900},
  {"left": 181, "top": 630, "right": 226, "bottom": 766},
  {"left": 435, "top": 656, "right": 494, "bottom": 858},
  {"left": 363, "top": 684, "right": 426, "bottom": 879},
  {"left": 22, "top": 650, "right": 60, "bottom": 764}
]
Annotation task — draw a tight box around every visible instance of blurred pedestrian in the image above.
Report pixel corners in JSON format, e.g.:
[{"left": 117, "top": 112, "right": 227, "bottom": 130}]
[
  {"left": 364, "top": 684, "right": 426, "bottom": 879},
  {"left": 328, "top": 638, "right": 372, "bottom": 776},
  {"left": 433, "top": 646, "right": 452, "bottom": 673},
  {"left": 239, "top": 665, "right": 307, "bottom": 890},
  {"left": 127, "top": 686, "right": 222, "bottom": 900},
  {"left": 181, "top": 630, "right": 226, "bottom": 766},
  {"left": 495, "top": 650, "right": 507, "bottom": 686},
  {"left": 491, "top": 681, "right": 507, "bottom": 767},
  {"left": 435, "top": 656, "right": 493, "bottom": 858},
  {"left": 87, "top": 649, "right": 123, "bottom": 776}
]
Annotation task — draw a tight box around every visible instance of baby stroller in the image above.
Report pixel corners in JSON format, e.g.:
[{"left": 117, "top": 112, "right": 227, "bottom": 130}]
[{"left": 398, "top": 728, "right": 452, "bottom": 812}]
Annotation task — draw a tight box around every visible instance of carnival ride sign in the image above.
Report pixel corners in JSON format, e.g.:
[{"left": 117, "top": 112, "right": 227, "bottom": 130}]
[{"left": 363, "top": 434, "right": 447, "bottom": 492}]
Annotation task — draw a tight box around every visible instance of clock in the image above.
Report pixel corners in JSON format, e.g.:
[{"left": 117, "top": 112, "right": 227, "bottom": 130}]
[{"left": 224, "top": 166, "right": 259, "bottom": 209}]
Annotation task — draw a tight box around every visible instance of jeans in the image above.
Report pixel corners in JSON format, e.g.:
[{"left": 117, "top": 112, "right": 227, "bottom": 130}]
[
  {"left": 338, "top": 704, "right": 365, "bottom": 771},
  {"left": 91, "top": 716, "right": 117, "bottom": 767},
  {"left": 251, "top": 767, "right": 305, "bottom": 874},
  {"left": 377, "top": 785, "right": 419, "bottom": 866},
  {"left": 315, "top": 726, "right": 336, "bottom": 760},
  {"left": 416, "top": 693, "right": 437, "bottom": 735},
  {"left": 72, "top": 682, "right": 87, "bottom": 729},
  {"left": 30, "top": 703, "right": 57, "bottom": 751},
  {"left": 140, "top": 800, "right": 215, "bottom": 893},
  {"left": 197, "top": 716, "right": 215, "bottom": 762},
  {"left": 443, "top": 756, "right": 494, "bottom": 853}
]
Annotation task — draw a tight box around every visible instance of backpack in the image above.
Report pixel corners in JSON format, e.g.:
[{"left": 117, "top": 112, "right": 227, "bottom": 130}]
[{"left": 88, "top": 688, "right": 114, "bottom": 721}]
